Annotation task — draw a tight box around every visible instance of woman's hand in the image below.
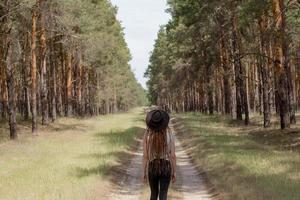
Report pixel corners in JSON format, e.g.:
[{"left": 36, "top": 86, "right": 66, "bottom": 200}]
[
  {"left": 142, "top": 132, "right": 149, "bottom": 184},
  {"left": 171, "top": 173, "right": 176, "bottom": 183},
  {"left": 142, "top": 174, "right": 147, "bottom": 184}
]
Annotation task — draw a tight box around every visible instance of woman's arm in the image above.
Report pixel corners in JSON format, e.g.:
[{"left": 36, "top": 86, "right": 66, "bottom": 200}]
[
  {"left": 170, "top": 132, "right": 176, "bottom": 182},
  {"left": 142, "top": 131, "right": 148, "bottom": 183}
]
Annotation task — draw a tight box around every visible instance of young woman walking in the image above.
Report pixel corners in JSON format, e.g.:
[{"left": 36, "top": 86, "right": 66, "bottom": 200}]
[{"left": 142, "top": 109, "right": 176, "bottom": 200}]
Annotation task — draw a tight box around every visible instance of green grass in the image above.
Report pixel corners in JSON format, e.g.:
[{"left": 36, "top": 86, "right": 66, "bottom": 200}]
[
  {"left": 175, "top": 113, "right": 300, "bottom": 200},
  {"left": 0, "top": 108, "right": 145, "bottom": 200}
]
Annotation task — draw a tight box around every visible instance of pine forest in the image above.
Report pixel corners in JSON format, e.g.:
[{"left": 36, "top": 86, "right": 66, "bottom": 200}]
[
  {"left": 146, "top": 0, "right": 300, "bottom": 129},
  {"left": 0, "top": 0, "right": 147, "bottom": 139}
]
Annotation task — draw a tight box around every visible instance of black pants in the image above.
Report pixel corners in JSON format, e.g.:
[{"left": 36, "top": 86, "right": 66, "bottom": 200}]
[{"left": 148, "top": 159, "right": 171, "bottom": 200}]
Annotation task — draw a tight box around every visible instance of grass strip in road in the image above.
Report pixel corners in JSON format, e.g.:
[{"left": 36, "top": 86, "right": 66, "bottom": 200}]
[
  {"left": 0, "top": 108, "right": 145, "bottom": 200},
  {"left": 175, "top": 113, "right": 300, "bottom": 200}
]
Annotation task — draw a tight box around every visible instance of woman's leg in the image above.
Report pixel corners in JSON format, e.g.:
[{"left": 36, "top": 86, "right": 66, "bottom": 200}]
[
  {"left": 148, "top": 172, "right": 159, "bottom": 200},
  {"left": 159, "top": 175, "right": 171, "bottom": 200}
]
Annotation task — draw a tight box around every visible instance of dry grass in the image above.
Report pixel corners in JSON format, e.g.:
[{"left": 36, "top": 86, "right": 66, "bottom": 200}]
[
  {"left": 175, "top": 113, "right": 300, "bottom": 200},
  {"left": 0, "top": 108, "right": 145, "bottom": 200}
]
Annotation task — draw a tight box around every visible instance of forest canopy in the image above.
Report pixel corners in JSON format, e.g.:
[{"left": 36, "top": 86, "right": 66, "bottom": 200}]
[{"left": 0, "top": 0, "right": 147, "bottom": 139}]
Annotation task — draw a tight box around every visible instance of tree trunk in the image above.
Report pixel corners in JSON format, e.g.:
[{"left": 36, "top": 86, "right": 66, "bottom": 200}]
[
  {"left": 231, "top": 12, "right": 249, "bottom": 125},
  {"left": 31, "top": 6, "right": 38, "bottom": 134},
  {"left": 0, "top": 56, "right": 8, "bottom": 119},
  {"left": 231, "top": 14, "right": 242, "bottom": 120},
  {"left": 20, "top": 33, "right": 31, "bottom": 121},
  {"left": 76, "top": 50, "right": 83, "bottom": 115},
  {"left": 220, "top": 35, "right": 232, "bottom": 115},
  {"left": 39, "top": 0, "right": 49, "bottom": 125},
  {"left": 3, "top": 0, "right": 17, "bottom": 139},
  {"left": 207, "top": 64, "right": 214, "bottom": 115},
  {"left": 58, "top": 41, "right": 65, "bottom": 116},
  {"left": 5, "top": 38, "right": 17, "bottom": 139},
  {"left": 49, "top": 3, "right": 57, "bottom": 122},
  {"left": 113, "top": 84, "right": 118, "bottom": 113},
  {"left": 259, "top": 12, "right": 271, "bottom": 128},
  {"left": 105, "top": 90, "right": 110, "bottom": 115},
  {"left": 284, "top": 35, "right": 296, "bottom": 124},
  {"left": 50, "top": 37, "right": 57, "bottom": 121},
  {"left": 21, "top": 55, "right": 30, "bottom": 120},
  {"left": 272, "top": 0, "right": 290, "bottom": 129},
  {"left": 66, "top": 51, "right": 73, "bottom": 116}
]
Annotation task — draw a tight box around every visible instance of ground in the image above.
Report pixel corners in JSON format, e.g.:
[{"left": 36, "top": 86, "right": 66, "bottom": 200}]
[
  {"left": 107, "top": 119, "right": 212, "bottom": 200},
  {"left": 0, "top": 109, "right": 144, "bottom": 200},
  {"left": 0, "top": 108, "right": 213, "bottom": 200},
  {"left": 175, "top": 112, "right": 300, "bottom": 200},
  {"left": 1, "top": 109, "right": 300, "bottom": 200}
]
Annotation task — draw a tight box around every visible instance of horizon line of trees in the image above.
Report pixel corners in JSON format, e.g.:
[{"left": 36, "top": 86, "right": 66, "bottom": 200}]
[
  {"left": 0, "top": 0, "right": 147, "bottom": 139},
  {"left": 146, "top": 0, "right": 300, "bottom": 129}
]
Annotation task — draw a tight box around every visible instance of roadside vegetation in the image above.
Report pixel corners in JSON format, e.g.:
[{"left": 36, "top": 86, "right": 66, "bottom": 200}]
[
  {"left": 0, "top": 108, "right": 145, "bottom": 200},
  {"left": 175, "top": 113, "right": 300, "bottom": 200}
]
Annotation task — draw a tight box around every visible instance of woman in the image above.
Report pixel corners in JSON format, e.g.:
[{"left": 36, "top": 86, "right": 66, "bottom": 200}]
[{"left": 142, "top": 109, "right": 176, "bottom": 200}]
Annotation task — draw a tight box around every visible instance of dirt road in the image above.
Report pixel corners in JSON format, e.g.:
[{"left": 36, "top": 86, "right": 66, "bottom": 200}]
[{"left": 108, "top": 123, "right": 212, "bottom": 200}]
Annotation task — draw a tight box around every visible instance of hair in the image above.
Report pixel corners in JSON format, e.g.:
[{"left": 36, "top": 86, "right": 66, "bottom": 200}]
[
  {"left": 146, "top": 127, "right": 171, "bottom": 176},
  {"left": 147, "top": 127, "right": 169, "bottom": 160}
]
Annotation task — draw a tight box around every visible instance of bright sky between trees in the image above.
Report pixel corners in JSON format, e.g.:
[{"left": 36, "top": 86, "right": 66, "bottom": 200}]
[{"left": 110, "top": 0, "right": 170, "bottom": 89}]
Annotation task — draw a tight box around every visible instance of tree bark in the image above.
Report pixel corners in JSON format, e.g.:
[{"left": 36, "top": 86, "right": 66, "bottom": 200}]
[
  {"left": 259, "top": 11, "right": 271, "bottom": 128},
  {"left": 284, "top": 34, "right": 296, "bottom": 124},
  {"left": 231, "top": 11, "right": 249, "bottom": 125},
  {"left": 5, "top": 38, "right": 17, "bottom": 139},
  {"left": 38, "top": 0, "right": 49, "bottom": 125},
  {"left": 58, "top": 41, "right": 65, "bottom": 116},
  {"left": 231, "top": 13, "right": 242, "bottom": 120},
  {"left": 66, "top": 51, "right": 73, "bottom": 116},
  {"left": 113, "top": 84, "right": 118, "bottom": 113},
  {"left": 49, "top": 2, "right": 56, "bottom": 121},
  {"left": 0, "top": 55, "right": 8, "bottom": 119},
  {"left": 76, "top": 50, "right": 83, "bottom": 115},
  {"left": 31, "top": 6, "right": 38, "bottom": 133},
  {"left": 220, "top": 34, "right": 232, "bottom": 115},
  {"left": 272, "top": 0, "right": 290, "bottom": 129},
  {"left": 3, "top": 0, "right": 17, "bottom": 139},
  {"left": 207, "top": 64, "right": 214, "bottom": 115},
  {"left": 20, "top": 33, "right": 31, "bottom": 120},
  {"left": 50, "top": 37, "right": 57, "bottom": 121}
]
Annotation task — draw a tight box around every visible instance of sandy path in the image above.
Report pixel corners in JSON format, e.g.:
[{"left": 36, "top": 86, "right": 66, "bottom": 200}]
[
  {"left": 108, "top": 144, "right": 143, "bottom": 200},
  {"left": 109, "top": 125, "right": 212, "bottom": 200},
  {"left": 175, "top": 138, "right": 212, "bottom": 200}
]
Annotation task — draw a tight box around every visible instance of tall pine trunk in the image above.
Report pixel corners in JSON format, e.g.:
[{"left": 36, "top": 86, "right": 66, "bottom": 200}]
[
  {"left": 66, "top": 51, "right": 72, "bottom": 116},
  {"left": 284, "top": 35, "right": 296, "bottom": 124},
  {"left": 31, "top": 6, "right": 38, "bottom": 133},
  {"left": 232, "top": 13, "right": 242, "bottom": 120},
  {"left": 220, "top": 34, "right": 232, "bottom": 115},
  {"left": 3, "top": 0, "right": 17, "bottom": 139},
  {"left": 49, "top": 3, "right": 56, "bottom": 121},
  {"left": 21, "top": 33, "right": 31, "bottom": 120},
  {"left": 5, "top": 37, "right": 17, "bottom": 139},
  {"left": 113, "top": 84, "right": 118, "bottom": 113},
  {"left": 231, "top": 11, "right": 249, "bottom": 125},
  {"left": 76, "top": 51, "right": 83, "bottom": 115},
  {"left": 39, "top": 0, "right": 49, "bottom": 125},
  {"left": 272, "top": 0, "right": 290, "bottom": 129},
  {"left": 0, "top": 56, "right": 8, "bottom": 119},
  {"left": 50, "top": 37, "right": 57, "bottom": 121},
  {"left": 259, "top": 11, "right": 271, "bottom": 128}
]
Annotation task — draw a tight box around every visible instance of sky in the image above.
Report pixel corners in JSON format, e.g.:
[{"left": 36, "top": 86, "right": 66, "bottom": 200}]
[{"left": 110, "top": 0, "right": 170, "bottom": 89}]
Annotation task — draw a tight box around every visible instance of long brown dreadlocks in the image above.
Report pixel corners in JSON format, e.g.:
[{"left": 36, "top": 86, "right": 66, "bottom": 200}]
[
  {"left": 148, "top": 128, "right": 168, "bottom": 159},
  {"left": 146, "top": 127, "right": 171, "bottom": 176}
]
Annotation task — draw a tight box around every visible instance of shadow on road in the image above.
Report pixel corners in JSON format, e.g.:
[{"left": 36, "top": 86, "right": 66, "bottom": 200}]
[{"left": 74, "top": 126, "right": 145, "bottom": 191}]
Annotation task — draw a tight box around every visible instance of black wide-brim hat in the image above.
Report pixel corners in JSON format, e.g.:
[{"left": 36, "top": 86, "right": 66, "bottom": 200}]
[{"left": 146, "top": 109, "right": 170, "bottom": 132}]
